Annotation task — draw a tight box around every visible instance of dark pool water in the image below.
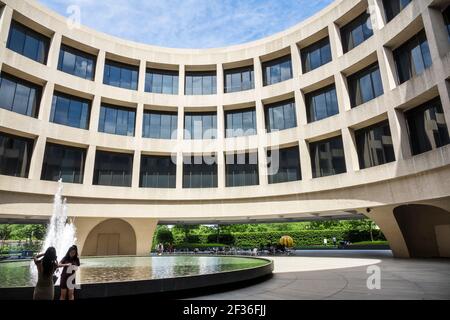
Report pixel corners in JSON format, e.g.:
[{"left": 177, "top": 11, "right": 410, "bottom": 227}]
[{"left": 0, "top": 256, "right": 269, "bottom": 288}]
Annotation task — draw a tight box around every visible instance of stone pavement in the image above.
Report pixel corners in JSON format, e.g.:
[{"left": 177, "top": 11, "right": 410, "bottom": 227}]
[{"left": 191, "top": 250, "right": 450, "bottom": 300}]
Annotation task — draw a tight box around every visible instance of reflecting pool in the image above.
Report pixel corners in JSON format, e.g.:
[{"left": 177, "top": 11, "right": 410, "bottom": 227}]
[{"left": 0, "top": 256, "right": 269, "bottom": 288}]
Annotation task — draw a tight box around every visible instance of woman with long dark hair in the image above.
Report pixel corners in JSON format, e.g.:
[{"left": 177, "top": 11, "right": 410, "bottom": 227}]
[
  {"left": 59, "top": 245, "right": 80, "bottom": 300},
  {"left": 33, "top": 247, "right": 70, "bottom": 300}
]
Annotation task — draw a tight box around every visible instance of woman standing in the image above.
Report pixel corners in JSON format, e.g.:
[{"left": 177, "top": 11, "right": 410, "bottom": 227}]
[
  {"left": 33, "top": 247, "right": 69, "bottom": 300},
  {"left": 59, "top": 245, "right": 80, "bottom": 300}
]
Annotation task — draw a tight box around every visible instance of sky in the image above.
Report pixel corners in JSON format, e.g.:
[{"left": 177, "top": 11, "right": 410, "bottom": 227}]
[{"left": 37, "top": 0, "right": 333, "bottom": 49}]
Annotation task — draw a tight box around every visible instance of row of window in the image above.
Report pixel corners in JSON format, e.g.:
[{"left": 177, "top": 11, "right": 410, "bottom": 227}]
[
  {"left": 1, "top": 96, "right": 448, "bottom": 187},
  {"left": 7, "top": 2, "right": 446, "bottom": 95},
  {"left": 0, "top": 27, "right": 433, "bottom": 139}
]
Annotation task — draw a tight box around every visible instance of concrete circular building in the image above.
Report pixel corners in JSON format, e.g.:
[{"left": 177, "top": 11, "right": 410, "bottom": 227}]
[{"left": 0, "top": 0, "right": 449, "bottom": 258}]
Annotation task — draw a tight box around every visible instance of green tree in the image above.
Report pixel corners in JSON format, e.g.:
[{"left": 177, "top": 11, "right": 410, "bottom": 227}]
[
  {"left": 155, "top": 226, "right": 174, "bottom": 245},
  {"left": 0, "top": 224, "right": 12, "bottom": 246}
]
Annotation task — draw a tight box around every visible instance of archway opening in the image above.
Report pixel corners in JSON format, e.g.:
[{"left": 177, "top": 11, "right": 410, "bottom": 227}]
[
  {"left": 394, "top": 204, "right": 450, "bottom": 258},
  {"left": 82, "top": 219, "right": 137, "bottom": 256}
]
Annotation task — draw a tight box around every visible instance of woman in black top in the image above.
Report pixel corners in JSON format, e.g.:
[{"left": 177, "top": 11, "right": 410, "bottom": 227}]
[{"left": 59, "top": 245, "right": 80, "bottom": 300}]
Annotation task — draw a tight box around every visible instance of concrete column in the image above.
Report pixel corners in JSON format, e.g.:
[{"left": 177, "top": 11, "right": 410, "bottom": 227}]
[
  {"left": 216, "top": 63, "right": 224, "bottom": 95},
  {"left": 290, "top": 43, "right": 302, "bottom": 80},
  {"left": 342, "top": 127, "right": 360, "bottom": 172},
  {"left": 138, "top": 59, "right": 146, "bottom": 93},
  {"left": 299, "top": 139, "right": 312, "bottom": 180},
  {"left": 72, "top": 217, "right": 104, "bottom": 257},
  {"left": 0, "top": 5, "right": 13, "bottom": 50},
  {"left": 367, "top": 0, "right": 386, "bottom": 32},
  {"left": 217, "top": 149, "right": 226, "bottom": 189},
  {"left": 177, "top": 105, "right": 185, "bottom": 141},
  {"left": 388, "top": 108, "right": 411, "bottom": 161},
  {"left": 257, "top": 145, "right": 268, "bottom": 186},
  {"left": 47, "top": 32, "right": 62, "bottom": 69},
  {"left": 131, "top": 149, "right": 140, "bottom": 189},
  {"left": 335, "top": 72, "right": 351, "bottom": 112},
  {"left": 328, "top": 22, "right": 343, "bottom": 59},
  {"left": 253, "top": 57, "right": 263, "bottom": 90},
  {"left": 378, "top": 46, "right": 398, "bottom": 92},
  {"left": 176, "top": 151, "right": 183, "bottom": 189},
  {"left": 295, "top": 90, "right": 308, "bottom": 126},
  {"left": 126, "top": 218, "right": 159, "bottom": 256},
  {"left": 94, "top": 50, "right": 106, "bottom": 84},
  {"left": 83, "top": 145, "right": 96, "bottom": 186},
  {"left": 422, "top": 7, "right": 450, "bottom": 61},
  {"left": 178, "top": 64, "right": 185, "bottom": 96},
  {"left": 135, "top": 103, "right": 144, "bottom": 140},
  {"left": 365, "top": 206, "right": 410, "bottom": 258},
  {"left": 89, "top": 95, "right": 101, "bottom": 133},
  {"left": 38, "top": 82, "right": 55, "bottom": 122},
  {"left": 437, "top": 80, "right": 450, "bottom": 137},
  {"left": 28, "top": 135, "right": 46, "bottom": 180}
]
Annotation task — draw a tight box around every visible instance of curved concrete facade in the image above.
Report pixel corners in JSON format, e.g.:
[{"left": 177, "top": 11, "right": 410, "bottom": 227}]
[{"left": 0, "top": 0, "right": 449, "bottom": 257}]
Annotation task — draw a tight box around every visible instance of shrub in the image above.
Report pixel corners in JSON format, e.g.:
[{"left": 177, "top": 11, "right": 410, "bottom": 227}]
[{"left": 206, "top": 234, "right": 234, "bottom": 245}]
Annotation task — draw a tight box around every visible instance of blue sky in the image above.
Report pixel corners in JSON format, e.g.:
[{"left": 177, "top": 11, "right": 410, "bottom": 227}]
[{"left": 37, "top": 0, "right": 333, "bottom": 48}]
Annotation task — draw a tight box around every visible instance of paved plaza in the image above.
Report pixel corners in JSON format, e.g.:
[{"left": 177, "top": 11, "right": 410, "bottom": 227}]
[{"left": 192, "top": 251, "right": 450, "bottom": 300}]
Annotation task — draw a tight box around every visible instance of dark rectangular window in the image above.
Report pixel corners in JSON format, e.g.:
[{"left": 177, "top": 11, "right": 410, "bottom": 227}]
[
  {"left": 394, "top": 30, "right": 432, "bottom": 84},
  {"left": 348, "top": 63, "right": 384, "bottom": 107},
  {"left": 267, "top": 146, "right": 301, "bottom": 184},
  {"left": 355, "top": 121, "right": 395, "bottom": 169},
  {"left": 301, "top": 37, "right": 332, "bottom": 73},
  {"left": 225, "top": 107, "right": 257, "bottom": 138},
  {"left": 0, "top": 132, "right": 33, "bottom": 178},
  {"left": 310, "top": 136, "right": 346, "bottom": 178},
  {"left": 405, "top": 97, "right": 450, "bottom": 155},
  {"left": 265, "top": 99, "right": 297, "bottom": 133},
  {"left": 50, "top": 92, "right": 90, "bottom": 129},
  {"left": 103, "top": 60, "right": 138, "bottom": 90},
  {"left": 140, "top": 155, "right": 176, "bottom": 188},
  {"left": 184, "top": 112, "right": 217, "bottom": 140},
  {"left": 58, "top": 44, "right": 96, "bottom": 80},
  {"left": 98, "top": 104, "right": 135, "bottom": 137},
  {"left": 185, "top": 71, "right": 217, "bottom": 95},
  {"left": 183, "top": 155, "right": 217, "bottom": 188},
  {"left": 305, "top": 84, "right": 339, "bottom": 122},
  {"left": 341, "top": 12, "right": 373, "bottom": 53},
  {"left": 225, "top": 152, "right": 259, "bottom": 187},
  {"left": 262, "top": 55, "right": 292, "bottom": 86},
  {"left": 142, "top": 110, "right": 177, "bottom": 140},
  {"left": 145, "top": 69, "right": 179, "bottom": 95},
  {"left": 0, "top": 72, "right": 41, "bottom": 118},
  {"left": 383, "top": 0, "right": 411, "bottom": 22},
  {"left": 444, "top": 6, "right": 450, "bottom": 42},
  {"left": 7, "top": 21, "right": 50, "bottom": 64},
  {"left": 93, "top": 150, "right": 133, "bottom": 187},
  {"left": 41, "top": 143, "right": 86, "bottom": 184},
  {"left": 224, "top": 66, "right": 254, "bottom": 93}
]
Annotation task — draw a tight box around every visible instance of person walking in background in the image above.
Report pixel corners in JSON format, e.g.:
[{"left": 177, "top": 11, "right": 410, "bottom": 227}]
[
  {"left": 59, "top": 245, "right": 80, "bottom": 300},
  {"left": 332, "top": 237, "right": 337, "bottom": 246},
  {"left": 32, "top": 247, "right": 70, "bottom": 300}
]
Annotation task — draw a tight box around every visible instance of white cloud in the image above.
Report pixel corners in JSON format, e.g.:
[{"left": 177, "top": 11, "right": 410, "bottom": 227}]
[{"left": 38, "top": 0, "right": 333, "bottom": 48}]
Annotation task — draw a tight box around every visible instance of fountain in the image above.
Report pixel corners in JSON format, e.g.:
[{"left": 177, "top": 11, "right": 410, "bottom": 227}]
[
  {"left": 30, "top": 179, "right": 76, "bottom": 285},
  {"left": 0, "top": 180, "right": 273, "bottom": 299}
]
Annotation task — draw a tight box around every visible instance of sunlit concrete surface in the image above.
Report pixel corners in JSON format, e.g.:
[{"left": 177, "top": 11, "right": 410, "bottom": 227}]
[{"left": 191, "top": 251, "right": 450, "bottom": 300}]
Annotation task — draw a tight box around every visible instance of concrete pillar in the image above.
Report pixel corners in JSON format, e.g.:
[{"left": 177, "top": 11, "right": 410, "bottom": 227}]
[
  {"left": 365, "top": 206, "right": 410, "bottom": 258},
  {"left": 378, "top": 46, "right": 398, "bottom": 92},
  {"left": 176, "top": 151, "right": 183, "bottom": 189},
  {"left": 328, "top": 22, "right": 343, "bottom": 59},
  {"left": 216, "top": 63, "right": 224, "bottom": 95},
  {"left": 422, "top": 6, "right": 450, "bottom": 61},
  {"left": 0, "top": 5, "right": 13, "bottom": 69},
  {"left": 335, "top": 72, "right": 351, "bottom": 112},
  {"left": 28, "top": 135, "right": 46, "bottom": 180},
  {"left": 47, "top": 32, "right": 62, "bottom": 69},
  {"left": 295, "top": 87, "right": 308, "bottom": 126},
  {"left": 131, "top": 149, "right": 140, "bottom": 189},
  {"left": 388, "top": 108, "right": 412, "bottom": 161},
  {"left": 437, "top": 81, "right": 450, "bottom": 137},
  {"left": 299, "top": 139, "right": 312, "bottom": 180},
  {"left": 178, "top": 64, "right": 185, "bottom": 96},
  {"left": 94, "top": 50, "right": 106, "bottom": 85},
  {"left": 83, "top": 145, "right": 96, "bottom": 186},
  {"left": 138, "top": 59, "right": 146, "bottom": 93},
  {"left": 89, "top": 95, "right": 101, "bottom": 133},
  {"left": 342, "top": 127, "right": 360, "bottom": 172},
  {"left": 38, "top": 81, "right": 55, "bottom": 122}
]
